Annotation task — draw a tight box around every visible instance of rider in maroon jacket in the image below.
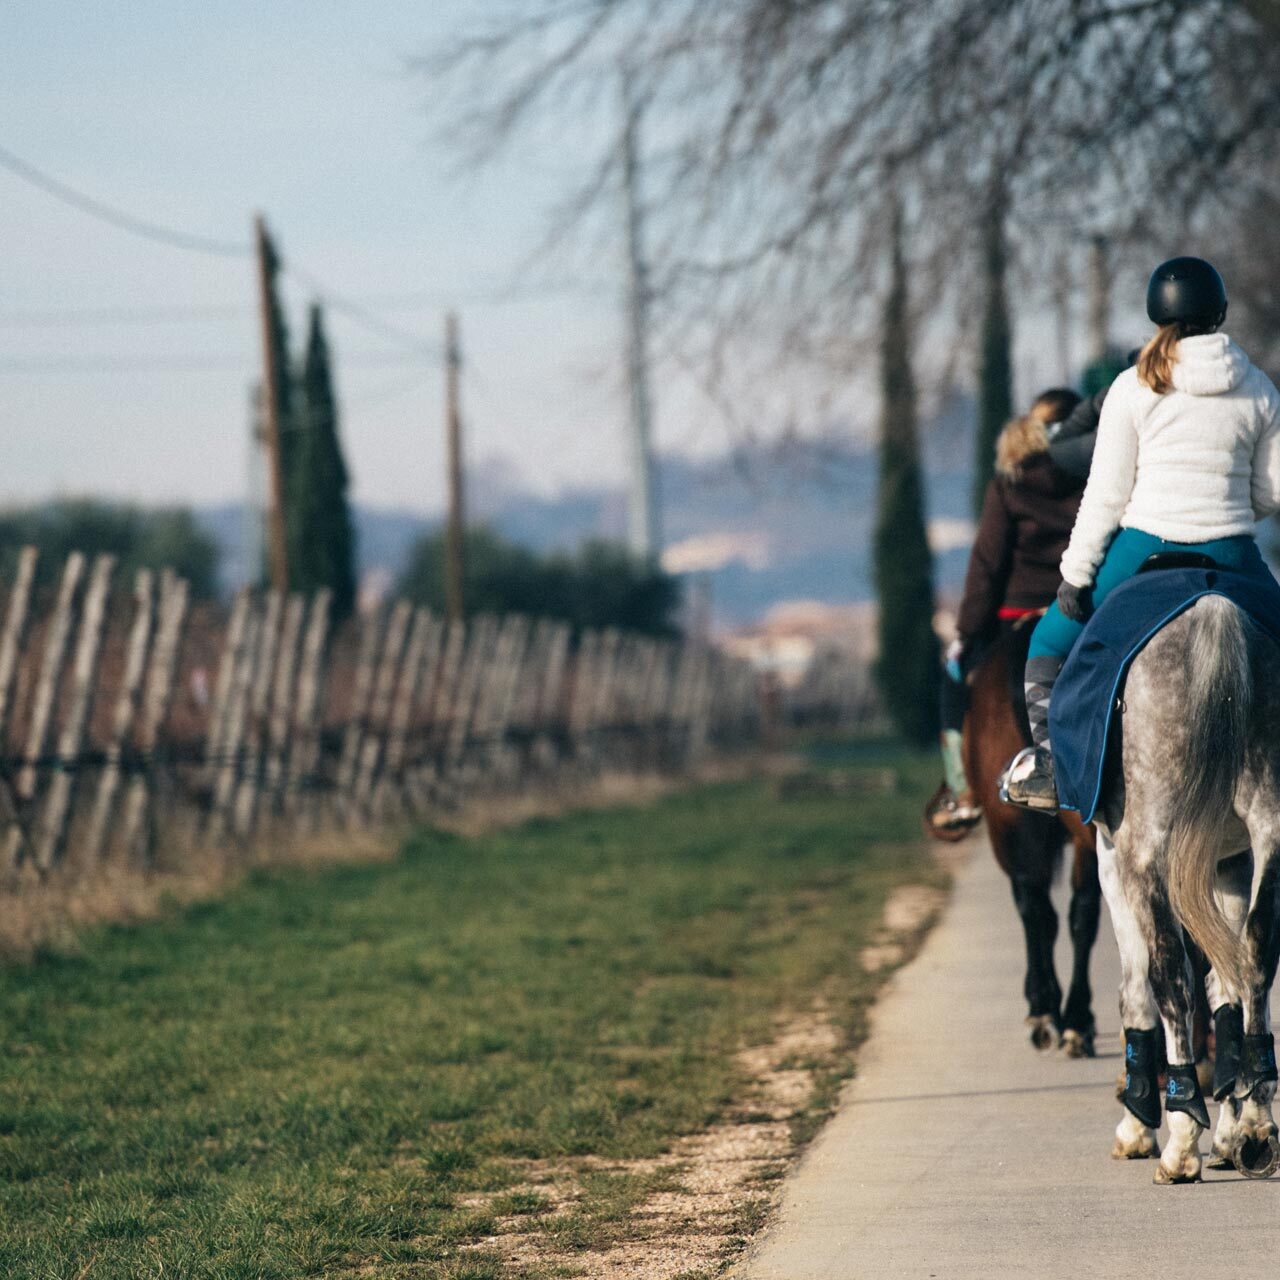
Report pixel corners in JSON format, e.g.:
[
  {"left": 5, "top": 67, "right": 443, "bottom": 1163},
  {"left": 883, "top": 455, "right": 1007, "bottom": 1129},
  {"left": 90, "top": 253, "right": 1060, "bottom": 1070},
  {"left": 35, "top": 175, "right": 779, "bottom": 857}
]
[{"left": 927, "top": 388, "right": 1086, "bottom": 835}]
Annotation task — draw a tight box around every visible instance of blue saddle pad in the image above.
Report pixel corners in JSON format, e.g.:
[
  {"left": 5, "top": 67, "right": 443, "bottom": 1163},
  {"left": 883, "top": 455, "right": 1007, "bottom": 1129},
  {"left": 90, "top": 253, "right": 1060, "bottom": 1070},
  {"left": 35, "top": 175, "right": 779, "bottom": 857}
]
[{"left": 1051, "top": 566, "right": 1280, "bottom": 824}]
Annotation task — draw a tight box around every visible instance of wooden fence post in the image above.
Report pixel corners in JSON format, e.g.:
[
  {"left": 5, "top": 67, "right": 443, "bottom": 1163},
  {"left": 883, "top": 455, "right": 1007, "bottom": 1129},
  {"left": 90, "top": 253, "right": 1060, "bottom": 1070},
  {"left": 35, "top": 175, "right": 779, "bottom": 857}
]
[
  {"left": 0, "top": 546, "right": 37, "bottom": 741},
  {"left": 376, "top": 607, "right": 434, "bottom": 819},
  {"left": 0, "top": 547, "right": 38, "bottom": 865},
  {"left": 264, "top": 593, "right": 306, "bottom": 813},
  {"left": 5, "top": 552, "right": 85, "bottom": 871},
  {"left": 85, "top": 568, "right": 154, "bottom": 864},
  {"left": 413, "top": 617, "right": 464, "bottom": 806},
  {"left": 34, "top": 553, "right": 114, "bottom": 872},
  {"left": 568, "top": 630, "right": 598, "bottom": 744},
  {"left": 398, "top": 613, "right": 444, "bottom": 815},
  {"left": 444, "top": 614, "right": 497, "bottom": 783},
  {"left": 209, "top": 596, "right": 262, "bottom": 843},
  {"left": 233, "top": 589, "right": 283, "bottom": 839},
  {"left": 121, "top": 571, "right": 189, "bottom": 866},
  {"left": 352, "top": 599, "right": 412, "bottom": 820},
  {"left": 286, "top": 589, "right": 332, "bottom": 826},
  {"left": 335, "top": 605, "right": 384, "bottom": 822},
  {"left": 202, "top": 588, "right": 251, "bottom": 790},
  {"left": 15, "top": 552, "right": 85, "bottom": 803}
]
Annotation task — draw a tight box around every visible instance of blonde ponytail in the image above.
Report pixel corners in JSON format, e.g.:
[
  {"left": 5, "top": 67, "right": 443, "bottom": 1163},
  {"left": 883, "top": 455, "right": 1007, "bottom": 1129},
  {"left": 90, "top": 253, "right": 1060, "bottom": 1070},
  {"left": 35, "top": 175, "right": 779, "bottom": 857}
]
[{"left": 1137, "top": 323, "right": 1182, "bottom": 394}]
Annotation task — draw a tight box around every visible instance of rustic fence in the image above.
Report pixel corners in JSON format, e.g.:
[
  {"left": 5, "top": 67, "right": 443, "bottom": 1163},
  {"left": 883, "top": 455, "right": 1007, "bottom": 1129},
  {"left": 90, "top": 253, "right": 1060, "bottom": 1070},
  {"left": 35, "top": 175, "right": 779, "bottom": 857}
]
[{"left": 0, "top": 547, "right": 765, "bottom": 885}]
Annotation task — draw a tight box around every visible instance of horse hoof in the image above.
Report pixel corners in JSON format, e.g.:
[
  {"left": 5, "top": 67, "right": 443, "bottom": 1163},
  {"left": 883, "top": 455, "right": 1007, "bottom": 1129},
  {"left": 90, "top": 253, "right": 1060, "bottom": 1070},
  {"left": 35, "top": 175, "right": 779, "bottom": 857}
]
[
  {"left": 1112, "top": 1133, "right": 1160, "bottom": 1160},
  {"left": 1027, "top": 1015, "right": 1056, "bottom": 1052},
  {"left": 1112, "top": 1139, "right": 1160, "bottom": 1160},
  {"left": 1153, "top": 1157, "right": 1202, "bottom": 1184},
  {"left": 1112, "top": 1112, "right": 1159, "bottom": 1160},
  {"left": 1207, "top": 1149, "right": 1235, "bottom": 1171},
  {"left": 1061, "top": 1028, "right": 1096, "bottom": 1059},
  {"left": 1233, "top": 1134, "right": 1280, "bottom": 1180}
]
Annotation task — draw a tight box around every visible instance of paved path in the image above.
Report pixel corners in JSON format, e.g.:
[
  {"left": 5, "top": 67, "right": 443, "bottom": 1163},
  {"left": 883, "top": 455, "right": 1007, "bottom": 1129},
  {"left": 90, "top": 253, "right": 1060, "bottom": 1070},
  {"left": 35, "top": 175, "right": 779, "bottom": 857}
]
[{"left": 738, "top": 838, "right": 1280, "bottom": 1280}]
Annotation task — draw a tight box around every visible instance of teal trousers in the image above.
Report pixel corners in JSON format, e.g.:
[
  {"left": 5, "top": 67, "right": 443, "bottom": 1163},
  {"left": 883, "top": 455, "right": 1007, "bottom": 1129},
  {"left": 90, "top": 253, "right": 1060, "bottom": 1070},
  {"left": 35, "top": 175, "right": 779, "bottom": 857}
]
[{"left": 1027, "top": 528, "right": 1271, "bottom": 660}]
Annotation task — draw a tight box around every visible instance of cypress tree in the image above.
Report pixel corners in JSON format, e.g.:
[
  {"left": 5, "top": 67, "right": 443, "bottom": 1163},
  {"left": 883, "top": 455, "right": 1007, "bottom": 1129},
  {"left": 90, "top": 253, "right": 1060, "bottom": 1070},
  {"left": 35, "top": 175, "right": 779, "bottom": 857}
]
[
  {"left": 872, "top": 204, "right": 940, "bottom": 746},
  {"left": 973, "top": 190, "right": 1013, "bottom": 514},
  {"left": 287, "top": 304, "right": 357, "bottom": 621}
]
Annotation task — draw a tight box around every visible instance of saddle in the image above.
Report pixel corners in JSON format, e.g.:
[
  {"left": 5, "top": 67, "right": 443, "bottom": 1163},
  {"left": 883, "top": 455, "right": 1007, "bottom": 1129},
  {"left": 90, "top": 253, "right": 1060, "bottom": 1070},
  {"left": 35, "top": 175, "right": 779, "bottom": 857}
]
[
  {"left": 1135, "top": 550, "right": 1220, "bottom": 575},
  {"left": 1050, "top": 564, "right": 1280, "bottom": 823}
]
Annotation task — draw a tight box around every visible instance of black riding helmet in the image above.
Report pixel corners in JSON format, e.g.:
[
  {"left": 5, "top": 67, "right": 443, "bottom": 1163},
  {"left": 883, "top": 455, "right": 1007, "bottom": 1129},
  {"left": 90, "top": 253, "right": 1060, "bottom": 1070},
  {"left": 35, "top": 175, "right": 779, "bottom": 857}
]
[{"left": 1146, "top": 257, "right": 1228, "bottom": 333}]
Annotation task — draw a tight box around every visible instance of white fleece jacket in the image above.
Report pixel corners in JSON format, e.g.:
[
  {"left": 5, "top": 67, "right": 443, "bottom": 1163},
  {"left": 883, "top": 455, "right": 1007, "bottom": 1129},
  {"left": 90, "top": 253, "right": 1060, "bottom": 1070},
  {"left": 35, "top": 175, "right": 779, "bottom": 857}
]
[{"left": 1059, "top": 334, "right": 1280, "bottom": 588}]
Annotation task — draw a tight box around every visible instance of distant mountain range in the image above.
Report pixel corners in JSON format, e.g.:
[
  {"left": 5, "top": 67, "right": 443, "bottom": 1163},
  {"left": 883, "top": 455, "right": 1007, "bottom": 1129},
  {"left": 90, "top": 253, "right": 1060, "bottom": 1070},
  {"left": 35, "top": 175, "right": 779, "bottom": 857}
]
[{"left": 198, "top": 391, "right": 979, "bottom": 627}]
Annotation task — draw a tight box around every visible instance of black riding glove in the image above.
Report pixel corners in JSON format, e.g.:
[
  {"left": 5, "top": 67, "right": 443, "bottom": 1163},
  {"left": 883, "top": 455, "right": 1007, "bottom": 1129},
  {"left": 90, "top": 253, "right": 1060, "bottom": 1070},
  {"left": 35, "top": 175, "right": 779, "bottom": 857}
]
[{"left": 1057, "top": 580, "right": 1093, "bottom": 624}]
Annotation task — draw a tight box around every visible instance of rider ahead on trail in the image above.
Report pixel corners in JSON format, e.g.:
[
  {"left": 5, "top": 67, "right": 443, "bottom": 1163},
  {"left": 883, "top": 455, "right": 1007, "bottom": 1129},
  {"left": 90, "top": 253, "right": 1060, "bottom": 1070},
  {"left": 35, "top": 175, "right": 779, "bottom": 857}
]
[
  {"left": 927, "top": 387, "right": 1084, "bottom": 836},
  {"left": 1002, "top": 257, "right": 1280, "bottom": 813}
]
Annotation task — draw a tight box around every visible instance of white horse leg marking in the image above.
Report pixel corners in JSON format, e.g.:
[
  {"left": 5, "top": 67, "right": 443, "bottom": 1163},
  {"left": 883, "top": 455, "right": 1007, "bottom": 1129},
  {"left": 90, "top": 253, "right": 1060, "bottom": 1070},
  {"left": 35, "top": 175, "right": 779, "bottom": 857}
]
[
  {"left": 1098, "top": 832, "right": 1161, "bottom": 1158},
  {"left": 1112, "top": 1109, "right": 1160, "bottom": 1161},
  {"left": 1155, "top": 1111, "right": 1203, "bottom": 1184},
  {"left": 1097, "top": 833, "right": 1157, "bottom": 1031},
  {"left": 1209, "top": 1095, "right": 1242, "bottom": 1169}
]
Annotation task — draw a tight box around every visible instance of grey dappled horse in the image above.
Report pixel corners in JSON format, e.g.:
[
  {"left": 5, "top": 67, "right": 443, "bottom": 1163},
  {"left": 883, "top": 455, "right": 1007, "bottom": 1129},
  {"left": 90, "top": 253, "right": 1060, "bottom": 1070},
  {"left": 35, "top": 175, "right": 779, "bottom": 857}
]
[{"left": 1098, "top": 594, "right": 1280, "bottom": 1184}]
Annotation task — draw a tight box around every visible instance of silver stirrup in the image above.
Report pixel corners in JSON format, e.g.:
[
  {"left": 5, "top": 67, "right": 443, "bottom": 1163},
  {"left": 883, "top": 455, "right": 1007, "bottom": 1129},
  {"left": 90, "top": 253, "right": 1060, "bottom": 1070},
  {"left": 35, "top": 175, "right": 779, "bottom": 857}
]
[{"left": 996, "top": 746, "right": 1037, "bottom": 804}]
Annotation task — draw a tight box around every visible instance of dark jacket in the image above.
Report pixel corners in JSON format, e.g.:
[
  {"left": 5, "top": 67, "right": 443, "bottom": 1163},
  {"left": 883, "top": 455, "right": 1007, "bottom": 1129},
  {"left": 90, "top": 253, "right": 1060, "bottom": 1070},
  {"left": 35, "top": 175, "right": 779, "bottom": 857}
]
[
  {"left": 956, "top": 452, "right": 1086, "bottom": 641},
  {"left": 1046, "top": 388, "right": 1105, "bottom": 480}
]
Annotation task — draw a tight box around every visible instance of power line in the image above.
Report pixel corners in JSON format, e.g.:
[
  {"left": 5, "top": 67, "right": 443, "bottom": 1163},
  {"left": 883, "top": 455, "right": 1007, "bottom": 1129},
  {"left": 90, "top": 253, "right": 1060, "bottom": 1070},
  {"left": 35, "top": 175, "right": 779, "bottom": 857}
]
[
  {"left": 283, "top": 262, "right": 441, "bottom": 357},
  {"left": 0, "top": 141, "right": 251, "bottom": 257},
  {"left": 0, "top": 352, "right": 423, "bottom": 374},
  {"left": 0, "top": 303, "right": 244, "bottom": 327}
]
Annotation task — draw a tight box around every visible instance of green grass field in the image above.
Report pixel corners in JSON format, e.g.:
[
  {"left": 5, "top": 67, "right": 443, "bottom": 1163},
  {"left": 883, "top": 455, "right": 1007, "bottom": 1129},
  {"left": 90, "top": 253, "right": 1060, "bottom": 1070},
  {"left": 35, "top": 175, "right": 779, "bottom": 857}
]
[{"left": 0, "top": 746, "right": 940, "bottom": 1279}]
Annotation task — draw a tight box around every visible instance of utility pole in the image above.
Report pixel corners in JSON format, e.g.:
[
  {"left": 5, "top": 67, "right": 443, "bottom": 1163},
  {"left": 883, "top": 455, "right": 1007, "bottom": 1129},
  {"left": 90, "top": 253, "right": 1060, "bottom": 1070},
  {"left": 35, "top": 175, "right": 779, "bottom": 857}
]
[
  {"left": 1087, "top": 234, "right": 1110, "bottom": 365},
  {"left": 254, "top": 213, "right": 289, "bottom": 592},
  {"left": 444, "top": 312, "right": 466, "bottom": 623},
  {"left": 245, "top": 382, "right": 267, "bottom": 589},
  {"left": 622, "top": 70, "right": 660, "bottom": 563}
]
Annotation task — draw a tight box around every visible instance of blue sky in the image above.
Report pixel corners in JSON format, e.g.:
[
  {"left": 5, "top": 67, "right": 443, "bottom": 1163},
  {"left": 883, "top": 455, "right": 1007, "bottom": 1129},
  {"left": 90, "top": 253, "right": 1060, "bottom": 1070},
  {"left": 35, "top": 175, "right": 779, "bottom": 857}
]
[
  {"left": 2, "top": 3, "right": 1102, "bottom": 523},
  {"left": 0, "top": 1, "right": 670, "bottom": 514}
]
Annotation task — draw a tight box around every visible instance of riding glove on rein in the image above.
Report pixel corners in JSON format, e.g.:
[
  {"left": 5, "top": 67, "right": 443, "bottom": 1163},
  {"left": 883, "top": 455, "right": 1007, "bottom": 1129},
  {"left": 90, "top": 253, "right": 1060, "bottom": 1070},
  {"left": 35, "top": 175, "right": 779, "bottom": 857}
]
[{"left": 1056, "top": 580, "right": 1093, "bottom": 624}]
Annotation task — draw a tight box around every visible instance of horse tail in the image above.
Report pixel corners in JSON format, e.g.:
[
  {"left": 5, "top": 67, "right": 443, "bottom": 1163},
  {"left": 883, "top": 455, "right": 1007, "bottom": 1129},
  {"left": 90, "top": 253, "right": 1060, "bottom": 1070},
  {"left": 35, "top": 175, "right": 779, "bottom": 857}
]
[{"left": 1164, "top": 595, "right": 1251, "bottom": 1001}]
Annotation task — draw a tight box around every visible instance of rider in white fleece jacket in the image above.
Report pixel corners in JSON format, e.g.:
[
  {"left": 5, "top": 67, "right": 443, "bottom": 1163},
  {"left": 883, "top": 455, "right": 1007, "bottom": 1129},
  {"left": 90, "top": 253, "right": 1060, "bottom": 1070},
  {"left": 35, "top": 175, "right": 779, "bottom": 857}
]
[
  {"left": 1002, "top": 257, "right": 1280, "bottom": 813},
  {"left": 1059, "top": 335, "right": 1280, "bottom": 590}
]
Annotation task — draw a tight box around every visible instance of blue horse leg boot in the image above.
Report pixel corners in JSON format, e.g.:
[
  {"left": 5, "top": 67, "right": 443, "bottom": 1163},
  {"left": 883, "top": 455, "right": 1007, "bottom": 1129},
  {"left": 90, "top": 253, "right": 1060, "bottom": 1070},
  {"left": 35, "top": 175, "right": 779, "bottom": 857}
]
[
  {"left": 1123, "top": 1027, "right": 1163, "bottom": 1129},
  {"left": 1165, "top": 1064, "right": 1211, "bottom": 1130},
  {"left": 1212, "top": 1005, "right": 1245, "bottom": 1099},
  {"left": 1240, "top": 1033, "right": 1279, "bottom": 1094}
]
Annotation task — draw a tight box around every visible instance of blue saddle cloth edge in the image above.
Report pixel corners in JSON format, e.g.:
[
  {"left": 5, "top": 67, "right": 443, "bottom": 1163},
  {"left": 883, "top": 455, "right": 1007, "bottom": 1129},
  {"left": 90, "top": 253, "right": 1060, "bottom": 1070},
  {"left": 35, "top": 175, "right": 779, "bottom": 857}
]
[{"left": 1050, "top": 567, "right": 1280, "bottom": 825}]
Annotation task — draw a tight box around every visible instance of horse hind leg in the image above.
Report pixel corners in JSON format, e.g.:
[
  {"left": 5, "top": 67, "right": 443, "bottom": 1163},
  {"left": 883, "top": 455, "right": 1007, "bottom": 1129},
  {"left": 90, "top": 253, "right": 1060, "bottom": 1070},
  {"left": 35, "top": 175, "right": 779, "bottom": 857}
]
[
  {"left": 1009, "top": 870, "right": 1062, "bottom": 1051},
  {"left": 1203, "top": 850, "right": 1252, "bottom": 1169},
  {"left": 1232, "top": 831, "right": 1280, "bottom": 1178},
  {"left": 1061, "top": 836, "right": 1100, "bottom": 1058}
]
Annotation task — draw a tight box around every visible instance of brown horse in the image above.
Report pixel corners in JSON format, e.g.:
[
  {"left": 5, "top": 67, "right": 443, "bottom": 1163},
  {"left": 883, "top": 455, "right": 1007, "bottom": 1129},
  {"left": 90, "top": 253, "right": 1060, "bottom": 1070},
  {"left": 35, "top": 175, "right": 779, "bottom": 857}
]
[{"left": 965, "top": 622, "right": 1102, "bottom": 1054}]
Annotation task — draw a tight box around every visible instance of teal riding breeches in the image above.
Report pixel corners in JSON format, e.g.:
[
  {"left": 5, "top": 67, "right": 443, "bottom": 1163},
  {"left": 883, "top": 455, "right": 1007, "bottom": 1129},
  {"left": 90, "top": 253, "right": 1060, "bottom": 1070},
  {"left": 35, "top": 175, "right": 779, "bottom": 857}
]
[{"left": 1028, "top": 528, "right": 1272, "bottom": 661}]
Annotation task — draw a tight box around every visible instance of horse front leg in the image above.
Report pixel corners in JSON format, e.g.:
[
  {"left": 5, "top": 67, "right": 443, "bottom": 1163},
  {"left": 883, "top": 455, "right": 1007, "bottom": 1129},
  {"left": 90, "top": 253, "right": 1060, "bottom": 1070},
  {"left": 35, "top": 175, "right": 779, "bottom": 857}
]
[
  {"left": 1097, "top": 831, "right": 1161, "bottom": 1161},
  {"left": 1233, "top": 839, "right": 1280, "bottom": 1178},
  {"left": 1061, "top": 835, "right": 1100, "bottom": 1057}
]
